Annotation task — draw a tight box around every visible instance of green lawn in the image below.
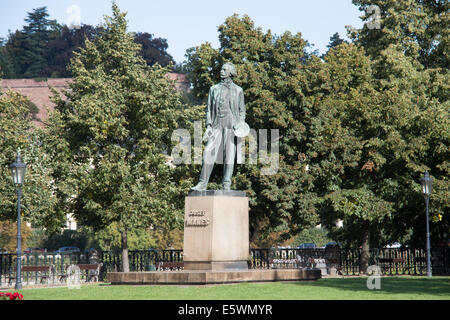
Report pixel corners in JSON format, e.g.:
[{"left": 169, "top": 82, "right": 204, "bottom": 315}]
[{"left": 5, "top": 276, "right": 450, "bottom": 300}]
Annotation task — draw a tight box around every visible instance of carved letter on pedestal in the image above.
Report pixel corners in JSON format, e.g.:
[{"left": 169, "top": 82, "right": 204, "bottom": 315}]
[{"left": 185, "top": 210, "right": 211, "bottom": 227}]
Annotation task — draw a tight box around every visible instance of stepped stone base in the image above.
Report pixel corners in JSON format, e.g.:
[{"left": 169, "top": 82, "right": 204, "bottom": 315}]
[{"left": 107, "top": 268, "right": 321, "bottom": 285}]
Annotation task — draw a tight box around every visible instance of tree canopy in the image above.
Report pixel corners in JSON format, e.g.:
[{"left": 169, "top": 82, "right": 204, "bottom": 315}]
[
  {"left": 0, "top": 6, "right": 177, "bottom": 79},
  {"left": 0, "top": 83, "right": 65, "bottom": 233},
  {"left": 1, "top": 1, "right": 447, "bottom": 260},
  {"left": 184, "top": 3, "right": 448, "bottom": 258},
  {"left": 44, "top": 3, "right": 200, "bottom": 271},
  {"left": 185, "top": 14, "right": 322, "bottom": 244}
]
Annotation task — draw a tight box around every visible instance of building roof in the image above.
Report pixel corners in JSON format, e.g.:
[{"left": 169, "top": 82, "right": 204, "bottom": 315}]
[
  {"left": 1, "top": 78, "right": 72, "bottom": 127},
  {"left": 1, "top": 74, "right": 190, "bottom": 127}
]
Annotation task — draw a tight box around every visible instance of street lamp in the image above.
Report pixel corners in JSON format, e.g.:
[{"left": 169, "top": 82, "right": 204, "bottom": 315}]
[
  {"left": 420, "top": 171, "right": 433, "bottom": 277},
  {"left": 9, "top": 151, "right": 27, "bottom": 290}
]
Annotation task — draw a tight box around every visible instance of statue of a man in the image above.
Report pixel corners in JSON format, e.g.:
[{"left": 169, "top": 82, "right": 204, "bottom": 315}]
[{"left": 191, "top": 62, "right": 248, "bottom": 191}]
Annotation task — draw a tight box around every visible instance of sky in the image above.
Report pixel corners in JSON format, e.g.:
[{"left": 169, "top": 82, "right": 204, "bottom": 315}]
[{"left": 0, "top": 0, "right": 365, "bottom": 64}]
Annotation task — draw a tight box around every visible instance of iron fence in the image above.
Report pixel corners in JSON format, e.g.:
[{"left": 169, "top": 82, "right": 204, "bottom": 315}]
[
  {"left": 1, "top": 247, "right": 448, "bottom": 286},
  {"left": 248, "top": 247, "right": 449, "bottom": 276},
  {"left": 0, "top": 252, "right": 96, "bottom": 287},
  {"left": 99, "top": 247, "right": 449, "bottom": 276},
  {"left": 100, "top": 249, "right": 183, "bottom": 276}
]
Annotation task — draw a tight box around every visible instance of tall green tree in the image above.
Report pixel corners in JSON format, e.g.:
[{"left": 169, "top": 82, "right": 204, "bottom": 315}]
[
  {"left": 186, "top": 14, "right": 321, "bottom": 244},
  {"left": 46, "top": 3, "right": 196, "bottom": 271},
  {"left": 316, "top": 43, "right": 448, "bottom": 270},
  {"left": 346, "top": 0, "right": 449, "bottom": 248},
  {"left": 349, "top": 0, "right": 449, "bottom": 69},
  {"left": 3, "top": 7, "right": 60, "bottom": 78},
  {"left": 0, "top": 85, "right": 65, "bottom": 233},
  {"left": 134, "top": 32, "right": 175, "bottom": 67},
  {"left": 46, "top": 24, "right": 102, "bottom": 78},
  {"left": 0, "top": 37, "right": 17, "bottom": 78},
  {"left": 185, "top": 12, "right": 448, "bottom": 258}
]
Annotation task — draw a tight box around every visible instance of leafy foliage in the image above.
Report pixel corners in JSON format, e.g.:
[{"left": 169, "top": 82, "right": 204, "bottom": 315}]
[
  {"left": 349, "top": 0, "right": 449, "bottom": 69},
  {"left": 0, "top": 220, "right": 32, "bottom": 253},
  {"left": 185, "top": 8, "right": 448, "bottom": 253},
  {"left": 0, "top": 87, "right": 65, "bottom": 233},
  {"left": 294, "top": 227, "right": 334, "bottom": 248},
  {"left": 345, "top": 0, "right": 449, "bottom": 248},
  {"left": 2, "top": 7, "right": 60, "bottom": 78},
  {"left": 44, "top": 3, "right": 200, "bottom": 270},
  {"left": 0, "top": 7, "right": 178, "bottom": 79},
  {"left": 186, "top": 15, "right": 322, "bottom": 243},
  {"left": 134, "top": 32, "right": 175, "bottom": 68}
]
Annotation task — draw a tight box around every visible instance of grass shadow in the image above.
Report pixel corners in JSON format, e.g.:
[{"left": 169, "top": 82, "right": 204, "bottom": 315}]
[{"left": 306, "top": 276, "right": 450, "bottom": 298}]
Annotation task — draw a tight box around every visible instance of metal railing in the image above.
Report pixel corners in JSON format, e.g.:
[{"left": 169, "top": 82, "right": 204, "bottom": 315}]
[
  {"left": 249, "top": 247, "right": 449, "bottom": 276},
  {"left": 0, "top": 252, "right": 98, "bottom": 287},
  {"left": 1, "top": 247, "right": 448, "bottom": 286},
  {"left": 101, "top": 250, "right": 183, "bottom": 275}
]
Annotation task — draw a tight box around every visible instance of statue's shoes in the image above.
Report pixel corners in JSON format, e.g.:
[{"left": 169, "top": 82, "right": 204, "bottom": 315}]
[{"left": 190, "top": 183, "right": 207, "bottom": 191}]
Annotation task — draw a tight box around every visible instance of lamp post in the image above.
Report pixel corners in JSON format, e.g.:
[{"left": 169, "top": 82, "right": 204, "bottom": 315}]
[
  {"left": 9, "top": 151, "right": 27, "bottom": 290},
  {"left": 420, "top": 171, "right": 433, "bottom": 277}
]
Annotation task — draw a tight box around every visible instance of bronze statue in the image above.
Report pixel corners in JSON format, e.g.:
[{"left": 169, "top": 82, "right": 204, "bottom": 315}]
[{"left": 191, "top": 62, "right": 249, "bottom": 191}]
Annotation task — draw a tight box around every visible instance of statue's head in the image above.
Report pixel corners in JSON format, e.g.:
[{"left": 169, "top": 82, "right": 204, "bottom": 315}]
[{"left": 220, "top": 62, "right": 237, "bottom": 80}]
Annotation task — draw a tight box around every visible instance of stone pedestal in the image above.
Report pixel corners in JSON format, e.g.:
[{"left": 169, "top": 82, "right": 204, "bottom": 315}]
[
  {"left": 108, "top": 190, "right": 322, "bottom": 286},
  {"left": 183, "top": 190, "right": 249, "bottom": 271}
]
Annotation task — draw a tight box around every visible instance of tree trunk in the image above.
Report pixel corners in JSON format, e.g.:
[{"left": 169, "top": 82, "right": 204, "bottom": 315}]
[
  {"left": 360, "top": 221, "right": 370, "bottom": 274},
  {"left": 121, "top": 229, "right": 130, "bottom": 273}
]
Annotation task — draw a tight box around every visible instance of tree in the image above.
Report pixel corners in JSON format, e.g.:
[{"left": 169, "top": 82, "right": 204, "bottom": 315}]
[
  {"left": 133, "top": 32, "right": 175, "bottom": 67},
  {"left": 0, "top": 37, "right": 18, "bottom": 78},
  {"left": 0, "top": 221, "right": 32, "bottom": 253},
  {"left": 46, "top": 3, "right": 197, "bottom": 272},
  {"left": 0, "top": 85, "right": 65, "bottom": 234},
  {"left": 346, "top": 0, "right": 449, "bottom": 248},
  {"left": 349, "top": 0, "right": 449, "bottom": 69},
  {"left": 2, "top": 7, "right": 60, "bottom": 78},
  {"left": 327, "top": 32, "right": 347, "bottom": 50},
  {"left": 1, "top": 30, "right": 28, "bottom": 78},
  {"left": 185, "top": 15, "right": 321, "bottom": 244},
  {"left": 294, "top": 227, "right": 334, "bottom": 248},
  {"left": 302, "top": 43, "right": 395, "bottom": 271},
  {"left": 313, "top": 40, "right": 448, "bottom": 271},
  {"left": 46, "top": 24, "right": 102, "bottom": 78}
]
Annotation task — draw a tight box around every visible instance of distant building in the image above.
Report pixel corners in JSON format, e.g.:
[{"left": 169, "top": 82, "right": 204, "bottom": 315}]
[
  {"left": 1, "top": 78, "right": 72, "bottom": 127},
  {"left": 1, "top": 73, "right": 190, "bottom": 127}
]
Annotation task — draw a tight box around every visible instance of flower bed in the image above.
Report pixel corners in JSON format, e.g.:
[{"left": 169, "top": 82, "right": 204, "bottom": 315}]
[{"left": 0, "top": 292, "right": 24, "bottom": 300}]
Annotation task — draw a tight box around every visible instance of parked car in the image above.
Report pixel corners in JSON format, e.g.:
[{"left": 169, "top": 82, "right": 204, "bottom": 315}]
[
  {"left": 325, "top": 242, "right": 341, "bottom": 249},
  {"left": 54, "top": 246, "right": 81, "bottom": 254},
  {"left": 24, "top": 247, "right": 47, "bottom": 254},
  {"left": 297, "top": 243, "right": 317, "bottom": 249},
  {"left": 385, "top": 242, "right": 402, "bottom": 249}
]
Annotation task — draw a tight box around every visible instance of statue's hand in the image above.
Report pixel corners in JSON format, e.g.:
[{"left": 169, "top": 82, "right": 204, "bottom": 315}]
[{"left": 203, "top": 126, "right": 213, "bottom": 142}]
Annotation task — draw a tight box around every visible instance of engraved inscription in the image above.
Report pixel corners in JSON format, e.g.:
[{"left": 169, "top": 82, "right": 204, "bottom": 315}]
[
  {"left": 189, "top": 210, "right": 206, "bottom": 216},
  {"left": 185, "top": 209, "right": 210, "bottom": 227}
]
